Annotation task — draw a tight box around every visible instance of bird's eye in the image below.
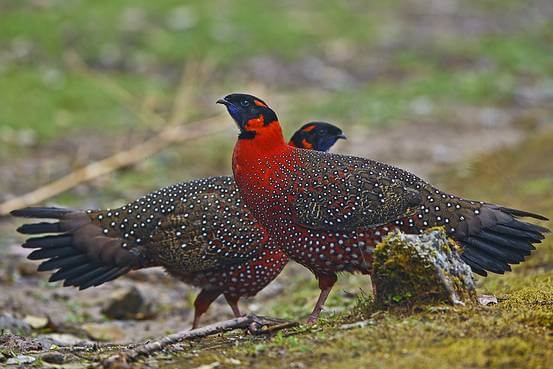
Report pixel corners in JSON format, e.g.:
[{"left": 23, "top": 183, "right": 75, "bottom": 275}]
[
  {"left": 318, "top": 129, "right": 327, "bottom": 135},
  {"left": 240, "top": 100, "right": 250, "bottom": 107}
]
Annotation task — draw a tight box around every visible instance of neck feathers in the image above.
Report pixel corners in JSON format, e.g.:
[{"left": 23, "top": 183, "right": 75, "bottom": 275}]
[
  {"left": 236, "top": 120, "right": 286, "bottom": 152},
  {"left": 233, "top": 120, "right": 289, "bottom": 170}
]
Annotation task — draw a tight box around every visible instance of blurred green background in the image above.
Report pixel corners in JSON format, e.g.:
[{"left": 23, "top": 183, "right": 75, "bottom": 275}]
[{"left": 1, "top": 0, "right": 551, "bottom": 209}]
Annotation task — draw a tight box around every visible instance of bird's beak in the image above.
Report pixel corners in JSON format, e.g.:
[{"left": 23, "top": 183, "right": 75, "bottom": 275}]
[
  {"left": 217, "top": 97, "right": 245, "bottom": 131},
  {"left": 337, "top": 134, "right": 347, "bottom": 140}
]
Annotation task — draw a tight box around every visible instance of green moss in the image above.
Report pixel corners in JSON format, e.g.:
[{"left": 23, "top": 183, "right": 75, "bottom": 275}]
[
  {"left": 421, "top": 337, "right": 535, "bottom": 369},
  {"left": 495, "top": 275, "right": 553, "bottom": 329},
  {"left": 372, "top": 228, "right": 475, "bottom": 307}
]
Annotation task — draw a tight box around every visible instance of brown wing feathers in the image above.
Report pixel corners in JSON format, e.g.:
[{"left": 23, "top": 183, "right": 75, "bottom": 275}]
[
  {"left": 12, "top": 207, "right": 142, "bottom": 290},
  {"left": 459, "top": 207, "right": 548, "bottom": 276},
  {"left": 425, "top": 199, "right": 550, "bottom": 276}
]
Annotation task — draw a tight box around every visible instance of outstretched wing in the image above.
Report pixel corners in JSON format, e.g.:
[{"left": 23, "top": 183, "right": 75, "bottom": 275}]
[{"left": 290, "top": 150, "right": 423, "bottom": 232}]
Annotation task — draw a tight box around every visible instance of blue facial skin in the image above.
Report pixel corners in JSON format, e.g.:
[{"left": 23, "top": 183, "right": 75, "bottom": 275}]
[
  {"left": 226, "top": 104, "right": 242, "bottom": 127},
  {"left": 316, "top": 137, "right": 340, "bottom": 152}
]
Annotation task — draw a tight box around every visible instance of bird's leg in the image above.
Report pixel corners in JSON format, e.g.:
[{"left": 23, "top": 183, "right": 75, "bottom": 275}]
[
  {"left": 192, "top": 289, "right": 221, "bottom": 329},
  {"left": 307, "top": 273, "right": 337, "bottom": 324},
  {"left": 224, "top": 294, "right": 242, "bottom": 317}
]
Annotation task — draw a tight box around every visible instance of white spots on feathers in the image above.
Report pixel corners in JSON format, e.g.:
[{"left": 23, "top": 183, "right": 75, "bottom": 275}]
[
  {"left": 234, "top": 148, "right": 486, "bottom": 276},
  {"left": 89, "top": 176, "right": 288, "bottom": 298}
]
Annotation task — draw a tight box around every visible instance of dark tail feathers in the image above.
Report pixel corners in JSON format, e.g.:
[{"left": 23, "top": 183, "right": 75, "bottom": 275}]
[
  {"left": 12, "top": 207, "right": 141, "bottom": 290},
  {"left": 457, "top": 205, "right": 549, "bottom": 276}
]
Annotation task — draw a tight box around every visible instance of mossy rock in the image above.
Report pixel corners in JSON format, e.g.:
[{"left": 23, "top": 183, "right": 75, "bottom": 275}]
[{"left": 373, "top": 228, "right": 476, "bottom": 306}]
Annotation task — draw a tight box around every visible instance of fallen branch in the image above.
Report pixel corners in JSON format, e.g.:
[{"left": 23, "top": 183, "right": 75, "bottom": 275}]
[
  {"left": 249, "top": 320, "right": 299, "bottom": 335},
  {"left": 0, "top": 115, "right": 227, "bottom": 216},
  {"left": 100, "top": 314, "right": 293, "bottom": 368}
]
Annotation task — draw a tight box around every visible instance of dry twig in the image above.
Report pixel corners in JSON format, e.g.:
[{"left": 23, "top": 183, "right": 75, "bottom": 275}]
[
  {"left": 100, "top": 314, "right": 293, "bottom": 368},
  {"left": 0, "top": 115, "right": 226, "bottom": 216}
]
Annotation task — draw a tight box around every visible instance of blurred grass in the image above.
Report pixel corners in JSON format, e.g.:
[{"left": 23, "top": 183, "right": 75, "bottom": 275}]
[
  {"left": 0, "top": 1, "right": 381, "bottom": 64},
  {"left": 1, "top": 0, "right": 551, "bottom": 142},
  {"left": 0, "top": 0, "right": 384, "bottom": 143}
]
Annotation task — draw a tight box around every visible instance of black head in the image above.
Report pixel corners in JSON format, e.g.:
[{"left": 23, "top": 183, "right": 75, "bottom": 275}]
[
  {"left": 217, "top": 93, "right": 278, "bottom": 139},
  {"left": 289, "top": 122, "right": 346, "bottom": 152}
]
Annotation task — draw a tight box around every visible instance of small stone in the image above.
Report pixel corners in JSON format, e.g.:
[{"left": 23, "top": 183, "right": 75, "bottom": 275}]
[
  {"left": 478, "top": 295, "right": 498, "bottom": 306},
  {"left": 42, "top": 333, "right": 91, "bottom": 347},
  {"left": 194, "top": 362, "right": 220, "bottom": 369},
  {"left": 82, "top": 323, "right": 126, "bottom": 342},
  {"left": 0, "top": 314, "right": 31, "bottom": 335},
  {"left": 40, "top": 352, "right": 65, "bottom": 365},
  {"left": 101, "top": 286, "right": 155, "bottom": 320},
  {"left": 6, "top": 355, "right": 36, "bottom": 365},
  {"left": 290, "top": 362, "right": 306, "bottom": 369},
  {"left": 23, "top": 315, "right": 49, "bottom": 329},
  {"left": 225, "top": 358, "right": 241, "bottom": 365},
  {"left": 340, "top": 319, "right": 375, "bottom": 330}
]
